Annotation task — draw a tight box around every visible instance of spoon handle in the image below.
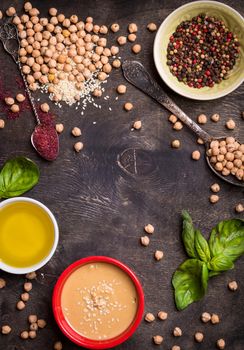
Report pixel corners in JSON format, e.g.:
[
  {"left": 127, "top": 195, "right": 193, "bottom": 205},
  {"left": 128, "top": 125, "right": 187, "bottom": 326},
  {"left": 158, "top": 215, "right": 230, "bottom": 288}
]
[{"left": 122, "top": 60, "right": 212, "bottom": 143}]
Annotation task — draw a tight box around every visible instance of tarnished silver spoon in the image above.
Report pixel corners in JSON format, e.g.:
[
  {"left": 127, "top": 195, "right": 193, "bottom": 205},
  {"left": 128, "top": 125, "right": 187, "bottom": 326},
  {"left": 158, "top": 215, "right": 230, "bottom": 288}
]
[
  {"left": 0, "top": 20, "right": 59, "bottom": 161},
  {"left": 122, "top": 60, "right": 243, "bottom": 187}
]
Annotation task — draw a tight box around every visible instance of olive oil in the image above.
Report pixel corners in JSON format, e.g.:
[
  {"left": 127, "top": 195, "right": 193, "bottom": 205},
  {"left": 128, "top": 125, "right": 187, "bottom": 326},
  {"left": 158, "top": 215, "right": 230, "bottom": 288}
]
[{"left": 0, "top": 201, "right": 54, "bottom": 268}]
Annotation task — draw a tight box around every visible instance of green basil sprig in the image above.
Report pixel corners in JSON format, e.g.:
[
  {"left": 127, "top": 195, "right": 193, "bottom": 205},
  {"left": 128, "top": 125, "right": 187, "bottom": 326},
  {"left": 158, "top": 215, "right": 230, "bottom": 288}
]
[
  {"left": 172, "top": 211, "right": 244, "bottom": 310},
  {"left": 0, "top": 156, "right": 39, "bottom": 198}
]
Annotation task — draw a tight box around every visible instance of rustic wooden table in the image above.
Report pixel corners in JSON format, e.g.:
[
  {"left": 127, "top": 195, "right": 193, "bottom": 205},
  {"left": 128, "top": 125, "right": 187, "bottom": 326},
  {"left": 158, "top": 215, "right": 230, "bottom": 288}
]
[{"left": 0, "top": 0, "right": 243, "bottom": 349}]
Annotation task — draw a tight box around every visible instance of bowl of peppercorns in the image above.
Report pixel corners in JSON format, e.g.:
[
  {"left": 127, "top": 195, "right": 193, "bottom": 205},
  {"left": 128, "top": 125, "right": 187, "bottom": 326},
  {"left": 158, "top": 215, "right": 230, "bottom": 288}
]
[{"left": 153, "top": 1, "right": 244, "bottom": 100}]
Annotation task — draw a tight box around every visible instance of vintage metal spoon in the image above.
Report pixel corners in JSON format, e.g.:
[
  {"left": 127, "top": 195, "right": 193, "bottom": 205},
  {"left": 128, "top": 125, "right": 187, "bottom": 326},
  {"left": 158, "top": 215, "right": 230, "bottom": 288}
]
[
  {"left": 0, "top": 20, "right": 59, "bottom": 161},
  {"left": 122, "top": 60, "right": 243, "bottom": 187}
]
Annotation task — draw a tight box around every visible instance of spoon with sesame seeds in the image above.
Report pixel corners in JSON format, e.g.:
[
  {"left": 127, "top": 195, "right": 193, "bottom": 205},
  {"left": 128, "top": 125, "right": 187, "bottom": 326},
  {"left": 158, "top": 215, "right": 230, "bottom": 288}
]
[{"left": 122, "top": 60, "right": 244, "bottom": 187}]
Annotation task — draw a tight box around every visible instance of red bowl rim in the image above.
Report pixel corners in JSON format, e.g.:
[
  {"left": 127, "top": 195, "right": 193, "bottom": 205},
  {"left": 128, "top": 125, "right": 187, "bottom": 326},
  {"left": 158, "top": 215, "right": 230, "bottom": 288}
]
[{"left": 52, "top": 256, "right": 144, "bottom": 349}]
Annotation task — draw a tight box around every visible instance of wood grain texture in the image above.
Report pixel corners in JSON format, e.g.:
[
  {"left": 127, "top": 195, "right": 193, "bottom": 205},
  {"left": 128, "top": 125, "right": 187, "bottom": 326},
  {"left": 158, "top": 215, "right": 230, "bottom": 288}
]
[{"left": 0, "top": 0, "right": 243, "bottom": 349}]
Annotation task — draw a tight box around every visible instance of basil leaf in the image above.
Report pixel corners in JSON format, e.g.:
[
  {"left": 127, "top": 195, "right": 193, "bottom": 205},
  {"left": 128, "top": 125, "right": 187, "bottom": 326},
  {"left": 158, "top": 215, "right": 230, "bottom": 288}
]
[
  {"left": 195, "top": 229, "right": 211, "bottom": 262},
  {"left": 182, "top": 210, "right": 198, "bottom": 258},
  {"left": 209, "top": 219, "right": 244, "bottom": 263},
  {"left": 0, "top": 157, "right": 39, "bottom": 198},
  {"left": 208, "top": 254, "right": 234, "bottom": 272},
  {"left": 172, "top": 259, "right": 208, "bottom": 310}
]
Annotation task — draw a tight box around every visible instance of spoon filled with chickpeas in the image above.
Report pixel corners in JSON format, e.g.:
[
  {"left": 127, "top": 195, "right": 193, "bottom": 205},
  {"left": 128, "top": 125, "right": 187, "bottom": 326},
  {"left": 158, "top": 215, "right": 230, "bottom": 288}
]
[
  {"left": 122, "top": 60, "right": 244, "bottom": 187},
  {"left": 0, "top": 20, "right": 59, "bottom": 161}
]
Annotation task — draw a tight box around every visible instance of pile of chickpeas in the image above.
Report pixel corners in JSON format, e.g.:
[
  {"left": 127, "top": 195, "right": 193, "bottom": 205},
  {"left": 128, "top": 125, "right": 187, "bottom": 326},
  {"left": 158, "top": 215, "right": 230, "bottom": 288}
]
[{"left": 207, "top": 137, "right": 244, "bottom": 181}]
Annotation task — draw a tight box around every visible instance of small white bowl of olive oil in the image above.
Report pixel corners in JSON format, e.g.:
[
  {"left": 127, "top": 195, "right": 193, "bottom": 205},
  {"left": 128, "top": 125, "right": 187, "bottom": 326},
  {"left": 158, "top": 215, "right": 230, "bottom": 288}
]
[{"left": 0, "top": 197, "right": 59, "bottom": 274}]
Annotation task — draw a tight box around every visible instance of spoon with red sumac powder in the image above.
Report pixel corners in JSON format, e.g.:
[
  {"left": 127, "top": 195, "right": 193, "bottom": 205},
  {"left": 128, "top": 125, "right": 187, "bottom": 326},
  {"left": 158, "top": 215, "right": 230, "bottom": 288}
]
[
  {"left": 0, "top": 21, "right": 59, "bottom": 161},
  {"left": 122, "top": 60, "right": 244, "bottom": 187}
]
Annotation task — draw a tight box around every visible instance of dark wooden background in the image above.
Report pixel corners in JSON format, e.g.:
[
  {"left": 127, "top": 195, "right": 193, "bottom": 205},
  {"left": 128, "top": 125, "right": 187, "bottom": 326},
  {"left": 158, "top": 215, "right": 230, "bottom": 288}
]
[{"left": 0, "top": 1, "right": 243, "bottom": 349}]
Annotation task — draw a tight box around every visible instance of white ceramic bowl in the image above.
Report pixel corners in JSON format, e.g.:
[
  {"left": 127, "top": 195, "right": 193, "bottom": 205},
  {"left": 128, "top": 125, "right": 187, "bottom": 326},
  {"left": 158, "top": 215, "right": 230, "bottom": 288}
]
[
  {"left": 0, "top": 197, "right": 59, "bottom": 274},
  {"left": 153, "top": 1, "right": 244, "bottom": 100}
]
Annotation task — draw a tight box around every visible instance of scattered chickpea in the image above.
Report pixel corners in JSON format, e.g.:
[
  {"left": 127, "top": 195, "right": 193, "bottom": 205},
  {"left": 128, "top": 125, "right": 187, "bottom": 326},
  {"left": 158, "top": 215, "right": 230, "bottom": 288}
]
[
  {"left": 17, "top": 300, "right": 26, "bottom": 310},
  {"left": 37, "top": 319, "right": 47, "bottom": 328},
  {"left": 24, "top": 282, "right": 32, "bottom": 292},
  {"left": 235, "top": 203, "right": 244, "bottom": 213},
  {"left": 16, "top": 93, "right": 26, "bottom": 102},
  {"left": 20, "top": 330, "right": 29, "bottom": 339},
  {"left": 228, "top": 281, "right": 238, "bottom": 291},
  {"left": 157, "top": 311, "right": 168, "bottom": 320},
  {"left": 40, "top": 102, "right": 50, "bottom": 112},
  {"left": 172, "top": 346, "right": 181, "bottom": 350},
  {"left": 0, "top": 119, "right": 5, "bottom": 129},
  {"left": 5, "top": 97, "right": 15, "bottom": 105},
  {"left": 153, "top": 335, "right": 163, "bottom": 345},
  {"left": 173, "top": 327, "right": 182, "bottom": 337},
  {"left": 192, "top": 150, "right": 201, "bottom": 160},
  {"left": 1, "top": 325, "right": 11, "bottom": 335},
  {"left": 140, "top": 236, "right": 150, "bottom": 247},
  {"left": 54, "top": 341, "right": 63, "bottom": 350},
  {"left": 6, "top": 6, "right": 16, "bottom": 16},
  {"left": 117, "top": 84, "right": 126, "bottom": 94},
  {"left": 133, "top": 120, "right": 142, "bottom": 130},
  {"left": 28, "top": 315, "right": 38, "bottom": 324},
  {"left": 171, "top": 140, "right": 180, "bottom": 149},
  {"left": 154, "top": 250, "right": 164, "bottom": 261},
  {"left": 201, "top": 312, "right": 211, "bottom": 323},
  {"left": 21, "top": 292, "right": 30, "bottom": 302},
  {"left": 124, "top": 102, "right": 133, "bottom": 111},
  {"left": 74, "top": 142, "right": 84, "bottom": 152},
  {"left": 26, "top": 271, "right": 37, "bottom": 280},
  {"left": 211, "top": 113, "right": 220, "bottom": 122},
  {"left": 112, "top": 59, "right": 121, "bottom": 68},
  {"left": 173, "top": 121, "right": 183, "bottom": 130},
  {"left": 195, "top": 332, "right": 204, "bottom": 343},
  {"left": 217, "top": 339, "right": 225, "bottom": 349},
  {"left": 29, "top": 330, "right": 37, "bottom": 339},
  {"left": 147, "top": 22, "right": 157, "bottom": 32},
  {"left": 211, "top": 313, "right": 220, "bottom": 324},
  {"left": 144, "top": 312, "right": 155, "bottom": 322},
  {"left": 128, "top": 23, "right": 138, "bottom": 33},
  {"left": 197, "top": 113, "right": 207, "bottom": 124},
  {"left": 117, "top": 36, "right": 127, "bottom": 45},
  {"left": 210, "top": 183, "right": 220, "bottom": 193},
  {"left": 56, "top": 123, "right": 64, "bottom": 134},
  {"left": 0, "top": 278, "right": 6, "bottom": 288},
  {"left": 144, "top": 224, "right": 154, "bottom": 234},
  {"left": 132, "top": 44, "right": 141, "bottom": 54},
  {"left": 72, "top": 127, "right": 81, "bottom": 137},
  {"left": 110, "top": 23, "right": 120, "bottom": 33},
  {"left": 11, "top": 104, "right": 20, "bottom": 113},
  {"left": 0, "top": 10, "right": 3, "bottom": 19},
  {"left": 226, "top": 119, "right": 236, "bottom": 130},
  {"left": 30, "top": 323, "right": 38, "bottom": 331},
  {"left": 92, "top": 88, "right": 102, "bottom": 97},
  {"left": 169, "top": 114, "right": 178, "bottom": 124},
  {"left": 128, "top": 33, "right": 137, "bottom": 42},
  {"left": 209, "top": 195, "right": 219, "bottom": 204},
  {"left": 197, "top": 138, "right": 204, "bottom": 144}
]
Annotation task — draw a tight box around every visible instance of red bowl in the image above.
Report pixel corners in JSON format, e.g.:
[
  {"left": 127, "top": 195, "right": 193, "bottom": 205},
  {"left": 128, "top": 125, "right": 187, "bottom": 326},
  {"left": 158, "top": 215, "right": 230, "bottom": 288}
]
[{"left": 52, "top": 256, "right": 144, "bottom": 349}]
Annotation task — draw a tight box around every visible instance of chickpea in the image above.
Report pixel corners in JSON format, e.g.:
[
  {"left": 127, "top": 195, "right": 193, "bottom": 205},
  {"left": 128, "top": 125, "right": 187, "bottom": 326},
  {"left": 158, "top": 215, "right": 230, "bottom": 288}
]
[
  {"left": 226, "top": 119, "right": 236, "bottom": 130},
  {"left": 97, "top": 37, "right": 107, "bottom": 47},
  {"left": 147, "top": 22, "right": 157, "bottom": 32},
  {"left": 140, "top": 236, "right": 150, "bottom": 246},
  {"left": 210, "top": 183, "right": 220, "bottom": 193},
  {"left": 54, "top": 341, "right": 63, "bottom": 350},
  {"left": 153, "top": 335, "right": 163, "bottom": 345},
  {"left": 13, "top": 16, "right": 21, "bottom": 25},
  {"left": 72, "top": 127, "right": 81, "bottom": 137},
  {"left": 29, "top": 330, "right": 36, "bottom": 339},
  {"left": 128, "top": 23, "right": 138, "bottom": 33},
  {"left": 1, "top": 325, "right": 11, "bottom": 335},
  {"left": 210, "top": 194, "right": 219, "bottom": 204},
  {"left": 173, "top": 327, "right": 182, "bottom": 337},
  {"left": 173, "top": 121, "right": 183, "bottom": 130},
  {"left": 157, "top": 311, "right": 168, "bottom": 320},
  {"left": 29, "top": 8, "right": 39, "bottom": 17},
  {"left": 124, "top": 102, "right": 133, "bottom": 111},
  {"left": 195, "top": 332, "right": 204, "bottom": 343},
  {"left": 228, "top": 280, "right": 238, "bottom": 291},
  {"left": 0, "top": 278, "right": 6, "bottom": 288},
  {"left": 0, "top": 119, "right": 5, "bottom": 129},
  {"left": 144, "top": 313, "right": 155, "bottom": 322},
  {"left": 70, "top": 15, "right": 78, "bottom": 24},
  {"left": 24, "top": 282, "right": 32, "bottom": 292},
  {"left": 92, "top": 24, "right": 100, "bottom": 33},
  {"left": 6, "top": 7, "right": 16, "bottom": 16},
  {"left": 92, "top": 88, "right": 102, "bottom": 97},
  {"left": 171, "top": 140, "right": 180, "bottom": 149},
  {"left": 98, "top": 72, "right": 107, "bottom": 81},
  {"left": 74, "top": 142, "right": 84, "bottom": 152},
  {"left": 110, "top": 23, "right": 120, "bottom": 32},
  {"left": 117, "top": 36, "right": 127, "bottom": 45},
  {"left": 217, "top": 339, "right": 225, "bottom": 349},
  {"left": 132, "top": 44, "right": 141, "bottom": 54},
  {"left": 235, "top": 203, "right": 244, "bottom": 213},
  {"left": 211, "top": 313, "right": 220, "bottom": 324},
  {"left": 168, "top": 114, "right": 178, "bottom": 123},
  {"left": 100, "top": 25, "right": 108, "bottom": 34},
  {"left": 28, "top": 315, "right": 37, "bottom": 324},
  {"left": 20, "top": 331, "right": 29, "bottom": 339},
  {"left": 128, "top": 33, "right": 137, "bottom": 42},
  {"left": 5, "top": 97, "right": 15, "bottom": 105},
  {"left": 201, "top": 312, "right": 211, "bottom": 323},
  {"left": 17, "top": 301, "right": 25, "bottom": 310},
  {"left": 112, "top": 59, "right": 121, "bottom": 68},
  {"left": 154, "top": 250, "right": 164, "bottom": 261},
  {"left": 57, "top": 14, "right": 65, "bottom": 23},
  {"left": 197, "top": 113, "right": 207, "bottom": 124},
  {"left": 24, "top": 2, "right": 32, "bottom": 11},
  {"left": 192, "top": 150, "right": 201, "bottom": 160},
  {"left": 172, "top": 347, "right": 181, "bottom": 350},
  {"left": 211, "top": 113, "right": 220, "bottom": 122},
  {"left": 56, "top": 124, "right": 64, "bottom": 133},
  {"left": 117, "top": 84, "right": 126, "bottom": 94},
  {"left": 0, "top": 10, "right": 2, "bottom": 20},
  {"left": 111, "top": 45, "right": 119, "bottom": 56},
  {"left": 133, "top": 120, "right": 142, "bottom": 130},
  {"left": 40, "top": 103, "right": 50, "bottom": 113},
  {"left": 21, "top": 292, "right": 30, "bottom": 302},
  {"left": 11, "top": 104, "right": 20, "bottom": 113},
  {"left": 37, "top": 319, "right": 47, "bottom": 328},
  {"left": 144, "top": 224, "right": 154, "bottom": 234}
]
